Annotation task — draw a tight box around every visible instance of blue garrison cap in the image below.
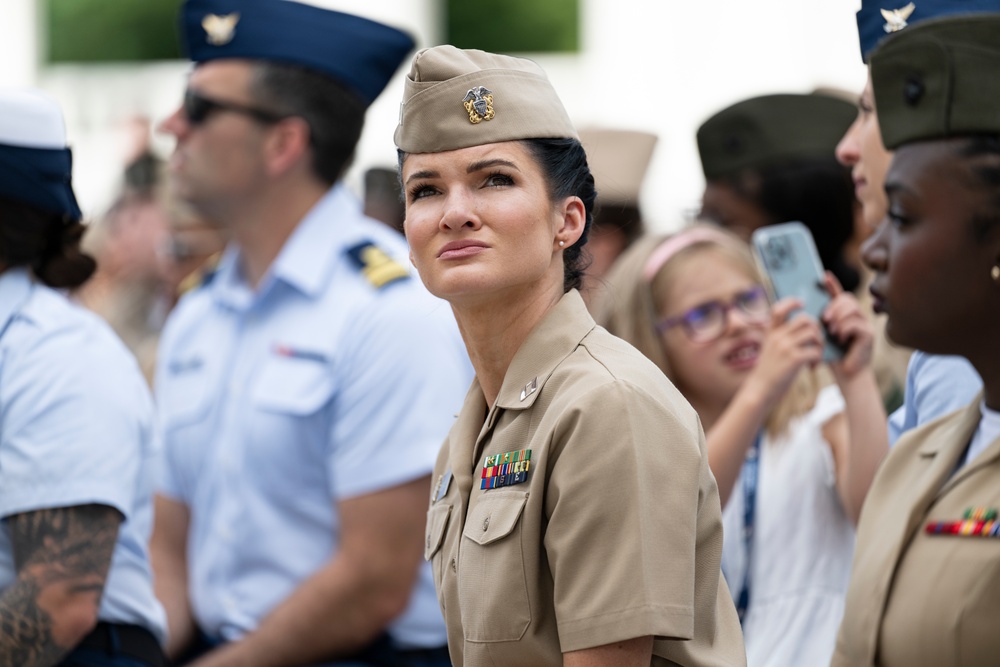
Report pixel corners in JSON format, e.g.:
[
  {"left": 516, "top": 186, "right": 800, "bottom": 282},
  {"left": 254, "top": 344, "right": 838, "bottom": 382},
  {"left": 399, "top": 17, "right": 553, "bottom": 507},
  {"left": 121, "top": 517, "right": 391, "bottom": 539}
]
[
  {"left": 180, "top": 0, "right": 415, "bottom": 106},
  {"left": 0, "top": 89, "right": 82, "bottom": 221},
  {"left": 857, "top": 0, "right": 1000, "bottom": 62}
]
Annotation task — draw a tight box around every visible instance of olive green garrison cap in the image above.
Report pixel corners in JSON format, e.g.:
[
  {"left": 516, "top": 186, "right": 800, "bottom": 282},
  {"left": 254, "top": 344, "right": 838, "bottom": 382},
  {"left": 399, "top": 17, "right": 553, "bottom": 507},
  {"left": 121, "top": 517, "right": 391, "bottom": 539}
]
[
  {"left": 696, "top": 93, "right": 856, "bottom": 180},
  {"left": 393, "top": 45, "right": 578, "bottom": 154},
  {"left": 870, "top": 13, "right": 1000, "bottom": 150}
]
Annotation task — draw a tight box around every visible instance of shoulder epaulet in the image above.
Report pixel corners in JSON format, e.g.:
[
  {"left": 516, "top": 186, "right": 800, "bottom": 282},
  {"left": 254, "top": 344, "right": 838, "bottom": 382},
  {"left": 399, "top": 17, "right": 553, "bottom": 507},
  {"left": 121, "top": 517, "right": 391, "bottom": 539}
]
[
  {"left": 177, "top": 252, "right": 222, "bottom": 296},
  {"left": 346, "top": 241, "right": 410, "bottom": 289}
]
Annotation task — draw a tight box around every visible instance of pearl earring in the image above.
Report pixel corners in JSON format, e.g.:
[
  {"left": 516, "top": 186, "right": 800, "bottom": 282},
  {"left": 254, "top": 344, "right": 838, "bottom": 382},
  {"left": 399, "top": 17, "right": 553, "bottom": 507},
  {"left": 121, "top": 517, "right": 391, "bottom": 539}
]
[
  {"left": 558, "top": 240, "right": 565, "bottom": 247},
  {"left": 992, "top": 264, "right": 1000, "bottom": 282}
]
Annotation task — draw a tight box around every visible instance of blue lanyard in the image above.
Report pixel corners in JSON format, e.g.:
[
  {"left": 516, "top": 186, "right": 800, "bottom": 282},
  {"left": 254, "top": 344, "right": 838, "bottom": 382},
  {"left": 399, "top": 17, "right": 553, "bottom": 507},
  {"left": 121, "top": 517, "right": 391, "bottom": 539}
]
[{"left": 735, "top": 433, "right": 761, "bottom": 625}]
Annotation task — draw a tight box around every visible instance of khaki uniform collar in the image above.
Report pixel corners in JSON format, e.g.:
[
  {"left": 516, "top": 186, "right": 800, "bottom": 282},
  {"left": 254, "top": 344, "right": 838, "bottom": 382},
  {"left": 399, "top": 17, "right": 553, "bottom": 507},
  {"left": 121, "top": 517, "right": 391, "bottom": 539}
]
[
  {"left": 493, "top": 289, "right": 596, "bottom": 412},
  {"left": 935, "top": 392, "right": 1000, "bottom": 496},
  {"left": 917, "top": 392, "right": 983, "bottom": 457}
]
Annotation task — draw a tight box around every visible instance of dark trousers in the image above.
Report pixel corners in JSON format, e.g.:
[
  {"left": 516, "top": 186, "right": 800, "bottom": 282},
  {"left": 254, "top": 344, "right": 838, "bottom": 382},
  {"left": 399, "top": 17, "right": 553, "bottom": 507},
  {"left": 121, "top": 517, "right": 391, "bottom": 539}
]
[
  {"left": 59, "top": 623, "right": 166, "bottom": 667},
  {"left": 177, "top": 631, "right": 451, "bottom": 667}
]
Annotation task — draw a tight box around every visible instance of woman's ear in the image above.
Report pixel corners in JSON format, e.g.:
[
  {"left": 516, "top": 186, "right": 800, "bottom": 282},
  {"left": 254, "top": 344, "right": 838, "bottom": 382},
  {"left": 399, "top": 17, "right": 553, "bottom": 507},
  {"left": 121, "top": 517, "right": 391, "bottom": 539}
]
[{"left": 555, "top": 196, "right": 586, "bottom": 248}]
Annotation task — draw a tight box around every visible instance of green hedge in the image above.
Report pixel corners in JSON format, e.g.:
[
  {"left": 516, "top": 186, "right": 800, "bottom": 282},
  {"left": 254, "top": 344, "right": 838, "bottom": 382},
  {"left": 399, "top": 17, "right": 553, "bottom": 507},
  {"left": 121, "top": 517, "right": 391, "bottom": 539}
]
[
  {"left": 447, "top": 0, "right": 579, "bottom": 53},
  {"left": 47, "top": 0, "right": 182, "bottom": 63}
]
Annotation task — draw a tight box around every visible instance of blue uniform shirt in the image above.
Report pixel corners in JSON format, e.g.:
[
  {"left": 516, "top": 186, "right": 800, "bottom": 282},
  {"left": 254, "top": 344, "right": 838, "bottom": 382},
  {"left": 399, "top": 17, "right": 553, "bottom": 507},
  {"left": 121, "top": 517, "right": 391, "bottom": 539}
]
[
  {"left": 0, "top": 268, "right": 167, "bottom": 643},
  {"left": 155, "top": 185, "right": 471, "bottom": 647},
  {"left": 888, "top": 350, "right": 983, "bottom": 445}
]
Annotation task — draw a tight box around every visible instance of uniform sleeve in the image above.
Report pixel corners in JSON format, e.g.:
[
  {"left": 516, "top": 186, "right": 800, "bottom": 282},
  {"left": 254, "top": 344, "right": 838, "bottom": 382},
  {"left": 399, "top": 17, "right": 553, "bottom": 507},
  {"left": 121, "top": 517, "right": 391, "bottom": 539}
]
[
  {"left": 543, "top": 381, "right": 704, "bottom": 650},
  {"left": 0, "top": 322, "right": 151, "bottom": 520},
  {"left": 328, "top": 288, "right": 471, "bottom": 499}
]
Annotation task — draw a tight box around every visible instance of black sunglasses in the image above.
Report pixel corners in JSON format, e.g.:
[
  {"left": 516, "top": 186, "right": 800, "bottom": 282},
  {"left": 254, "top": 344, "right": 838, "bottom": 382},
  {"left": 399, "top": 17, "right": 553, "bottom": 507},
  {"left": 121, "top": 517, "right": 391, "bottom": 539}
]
[{"left": 183, "top": 90, "right": 288, "bottom": 126}]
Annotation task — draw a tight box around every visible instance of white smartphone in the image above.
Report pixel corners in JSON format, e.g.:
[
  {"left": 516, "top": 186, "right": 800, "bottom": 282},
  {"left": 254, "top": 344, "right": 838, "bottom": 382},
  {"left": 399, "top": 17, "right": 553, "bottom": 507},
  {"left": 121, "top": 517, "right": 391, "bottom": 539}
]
[{"left": 751, "top": 222, "right": 843, "bottom": 363}]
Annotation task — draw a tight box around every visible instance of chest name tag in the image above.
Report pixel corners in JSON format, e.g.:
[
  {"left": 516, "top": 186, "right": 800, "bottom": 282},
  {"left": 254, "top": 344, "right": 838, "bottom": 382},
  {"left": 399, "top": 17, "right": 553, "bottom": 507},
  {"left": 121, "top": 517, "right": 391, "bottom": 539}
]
[
  {"left": 433, "top": 469, "right": 453, "bottom": 502},
  {"left": 481, "top": 449, "right": 531, "bottom": 490}
]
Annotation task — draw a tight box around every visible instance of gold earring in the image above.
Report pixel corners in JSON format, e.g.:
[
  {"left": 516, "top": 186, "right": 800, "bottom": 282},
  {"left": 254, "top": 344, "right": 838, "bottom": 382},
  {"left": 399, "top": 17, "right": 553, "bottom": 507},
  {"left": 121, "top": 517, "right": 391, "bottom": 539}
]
[{"left": 992, "top": 264, "right": 1000, "bottom": 282}]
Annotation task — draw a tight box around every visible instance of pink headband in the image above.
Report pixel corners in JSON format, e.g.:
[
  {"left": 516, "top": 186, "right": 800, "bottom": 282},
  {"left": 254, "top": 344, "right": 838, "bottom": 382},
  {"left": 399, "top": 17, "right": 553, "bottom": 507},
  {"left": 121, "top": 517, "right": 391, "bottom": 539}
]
[{"left": 642, "top": 227, "right": 737, "bottom": 281}]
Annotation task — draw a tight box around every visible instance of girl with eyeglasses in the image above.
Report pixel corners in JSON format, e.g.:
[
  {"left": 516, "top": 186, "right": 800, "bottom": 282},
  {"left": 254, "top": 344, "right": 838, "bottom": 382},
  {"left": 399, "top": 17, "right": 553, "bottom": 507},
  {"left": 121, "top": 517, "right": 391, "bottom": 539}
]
[{"left": 594, "top": 224, "right": 888, "bottom": 667}]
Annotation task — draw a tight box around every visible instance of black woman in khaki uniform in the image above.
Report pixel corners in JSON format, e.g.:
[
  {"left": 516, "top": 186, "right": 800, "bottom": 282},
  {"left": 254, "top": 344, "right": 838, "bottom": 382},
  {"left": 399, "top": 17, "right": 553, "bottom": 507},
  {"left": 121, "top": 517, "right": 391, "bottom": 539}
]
[
  {"left": 394, "top": 46, "right": 746, "bottom": 667},
  {"left": 832, "top": 14, "right": 1000, "bottom": 667}
]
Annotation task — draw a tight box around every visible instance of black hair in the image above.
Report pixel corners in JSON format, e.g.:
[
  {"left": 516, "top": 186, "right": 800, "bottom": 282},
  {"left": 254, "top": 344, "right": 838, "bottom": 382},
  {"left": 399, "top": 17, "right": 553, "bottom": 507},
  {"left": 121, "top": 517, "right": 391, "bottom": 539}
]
[
  {"left": 523, "top": 137, "right": 596, "bottom": 292},
  {"left": 0, "top": 196, "right": 96, "bottom": 288},
  {"left": 249, "top": 61, "right": 367, "bottom": 186},
  {"left": 396, "top": 138, "right": 597, "bottom": 293},
  {"left": 723, "top": 156, "right": 860, "bottom": 293},
  {"left": 958, "top": 134, "right": 1000, "bottom": 241}
]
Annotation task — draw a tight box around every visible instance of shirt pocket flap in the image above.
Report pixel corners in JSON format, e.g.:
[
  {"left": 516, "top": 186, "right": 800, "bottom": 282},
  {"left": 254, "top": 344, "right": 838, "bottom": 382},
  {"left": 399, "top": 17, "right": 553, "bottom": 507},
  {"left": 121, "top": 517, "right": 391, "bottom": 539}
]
[
  {"left": 425, "top": 503, "right": 452, "bottom": 561},
  {"left": 252, "top": 353, "right": 336, "bottom": 415},
  {"left": 463, "top": 491, "right": 529, "bottom": 547}
]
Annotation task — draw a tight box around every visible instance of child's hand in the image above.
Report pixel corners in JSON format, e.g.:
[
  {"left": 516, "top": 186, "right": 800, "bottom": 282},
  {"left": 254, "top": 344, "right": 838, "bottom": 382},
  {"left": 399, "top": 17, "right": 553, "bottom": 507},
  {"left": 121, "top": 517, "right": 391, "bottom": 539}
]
[
  {"left": 822, "top": 272, "right": 874, "bottom": 382},
  {"left": 744, "top": 297, "right": 824, "bottom": 409}
]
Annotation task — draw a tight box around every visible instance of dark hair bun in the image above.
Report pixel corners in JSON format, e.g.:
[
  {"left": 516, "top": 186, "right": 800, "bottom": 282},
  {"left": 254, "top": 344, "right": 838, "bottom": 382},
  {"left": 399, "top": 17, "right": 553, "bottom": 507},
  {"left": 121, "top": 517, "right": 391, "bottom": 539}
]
[{"left": 34, "top": 219, "right": 96, "bottom": 288}]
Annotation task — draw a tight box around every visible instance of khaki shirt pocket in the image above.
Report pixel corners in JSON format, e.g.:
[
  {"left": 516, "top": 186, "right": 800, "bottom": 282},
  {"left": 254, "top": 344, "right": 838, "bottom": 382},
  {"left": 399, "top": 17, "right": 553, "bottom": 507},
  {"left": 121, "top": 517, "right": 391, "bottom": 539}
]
[
  {"left": 426, "top": 503, "right": 451, "bottom": 561},
  {"left": 459, "top": 490, "right": 531, "bottom": 643}
]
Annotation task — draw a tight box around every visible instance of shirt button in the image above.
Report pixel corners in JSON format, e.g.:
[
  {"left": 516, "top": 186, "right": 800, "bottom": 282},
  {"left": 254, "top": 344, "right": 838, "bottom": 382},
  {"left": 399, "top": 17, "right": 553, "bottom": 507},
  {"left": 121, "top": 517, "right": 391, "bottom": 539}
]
[
  {"left": 482, "top": 516, "right": 490, "bottom": 531},
  {"left": 450, "top": 558, "right": 457, "bottom": 573}
]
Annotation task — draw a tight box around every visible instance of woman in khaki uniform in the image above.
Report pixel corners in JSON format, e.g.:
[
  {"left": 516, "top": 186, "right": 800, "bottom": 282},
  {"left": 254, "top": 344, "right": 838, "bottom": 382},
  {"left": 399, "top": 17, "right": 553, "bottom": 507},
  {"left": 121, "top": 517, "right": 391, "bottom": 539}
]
[
  {"left": 832, "top": 14, "right": 1000, "bottom": 666},
  {"left": 394, "top": 46, "right": 745, "bottom": 667}
]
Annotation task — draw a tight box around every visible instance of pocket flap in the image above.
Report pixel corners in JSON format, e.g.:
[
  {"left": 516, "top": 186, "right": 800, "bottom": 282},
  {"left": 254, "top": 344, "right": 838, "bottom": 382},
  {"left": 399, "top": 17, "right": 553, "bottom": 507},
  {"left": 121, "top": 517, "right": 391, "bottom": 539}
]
[
  {"left": 463, "top": 491, "right": 529, "bottom": 546},
  {"left": 252, "top": 354, "right": 336, "bottom": 415},
  {"left": 425, "top": 503, "right": 452, "bottom": 561}
]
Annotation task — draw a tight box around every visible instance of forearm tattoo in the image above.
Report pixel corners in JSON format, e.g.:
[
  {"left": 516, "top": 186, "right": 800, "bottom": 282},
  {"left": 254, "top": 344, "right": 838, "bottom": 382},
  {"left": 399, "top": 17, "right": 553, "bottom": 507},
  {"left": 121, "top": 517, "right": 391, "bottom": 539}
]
[{"left": 0, "top": 504, "right": 122, "bottom": 667}]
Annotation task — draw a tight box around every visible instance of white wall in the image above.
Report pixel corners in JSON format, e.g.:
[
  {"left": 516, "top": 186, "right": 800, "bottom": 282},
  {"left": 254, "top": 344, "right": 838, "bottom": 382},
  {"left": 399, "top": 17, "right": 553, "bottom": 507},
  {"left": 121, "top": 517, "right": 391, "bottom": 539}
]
[{"left": 7, "top": 0, "right": 867, "bottom": 231}]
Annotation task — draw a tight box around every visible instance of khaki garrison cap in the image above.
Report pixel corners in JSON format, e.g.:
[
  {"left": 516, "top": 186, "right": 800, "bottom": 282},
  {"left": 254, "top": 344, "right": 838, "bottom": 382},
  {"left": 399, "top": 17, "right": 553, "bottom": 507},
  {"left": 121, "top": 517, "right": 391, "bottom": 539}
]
[
  {"left": 579, "top": 127, "right": 658, "bottom": 206},
  {"left": 870, "top": 13, "right": 1000, "bottom": 150},
  {"left": 394, "top": 45, "right": 578, "bottom": 154}
]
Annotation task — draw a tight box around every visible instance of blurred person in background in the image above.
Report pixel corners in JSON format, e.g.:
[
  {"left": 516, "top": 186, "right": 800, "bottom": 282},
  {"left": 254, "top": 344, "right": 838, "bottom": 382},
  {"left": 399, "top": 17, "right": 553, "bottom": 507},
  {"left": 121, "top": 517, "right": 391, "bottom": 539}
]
[
  {"left": 832, "top": 14, "right": 1000, "bottom": 665},
  {"left": 396, "top": 45, "right": 745, "bottom": 667},
  {"left": 0, "top": 89, "right": 167, "bottom": 667},
  {"left": 77, "top": 125, "right": 226, "bottom": 386},
  {"left": 150, "top": 1, "right": 468, "bottom": 666},
  {"left": 77, "top": 147, "right": 173, "bottom": 384},
  {"left": 577, "top": 126, "right": 656, "bottom": 309},
  {"left": 362, "top": 166, "right": 405, "bottom": 234},
  {"left": 697, "top": 92, "right": 860, "bottom": 293},
  {"left": 697, "top": 91, "right": 906, "bottom": 411},
  {"left": 835, "top": 0, "right": 991, "bottom": 444},
  {"left": 594, "top": 224, "right": 887, "bottom": 667}
]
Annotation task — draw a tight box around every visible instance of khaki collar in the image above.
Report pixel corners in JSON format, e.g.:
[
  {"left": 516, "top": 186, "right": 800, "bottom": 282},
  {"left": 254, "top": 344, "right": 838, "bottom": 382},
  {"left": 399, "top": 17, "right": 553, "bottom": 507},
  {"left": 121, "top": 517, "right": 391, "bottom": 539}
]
[
  {"left": 492, "top": 289, "right": 596, "bottom": 412},
  {"left": 917, "top": 392, "right": 984, "bottom": 457}
]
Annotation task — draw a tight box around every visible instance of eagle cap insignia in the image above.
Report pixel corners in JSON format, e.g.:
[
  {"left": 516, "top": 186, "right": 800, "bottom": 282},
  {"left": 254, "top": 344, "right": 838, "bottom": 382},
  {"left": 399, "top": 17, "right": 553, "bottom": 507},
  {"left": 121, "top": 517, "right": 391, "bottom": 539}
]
[
  {"left": 203, "top": 12, "right": 240, "bottom": 46},
  {"left": 463, "top": 86, "right": 495, "bottom": 124},
  {"left": 881, "top": 3, "right": 916, "bottom": 33}
]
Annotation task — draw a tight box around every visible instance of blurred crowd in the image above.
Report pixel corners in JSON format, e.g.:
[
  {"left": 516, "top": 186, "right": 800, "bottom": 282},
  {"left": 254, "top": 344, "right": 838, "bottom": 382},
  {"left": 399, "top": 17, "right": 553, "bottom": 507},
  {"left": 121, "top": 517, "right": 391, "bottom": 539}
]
[{"left": 0, "top": 1, "right": 997, "bottom": 667}]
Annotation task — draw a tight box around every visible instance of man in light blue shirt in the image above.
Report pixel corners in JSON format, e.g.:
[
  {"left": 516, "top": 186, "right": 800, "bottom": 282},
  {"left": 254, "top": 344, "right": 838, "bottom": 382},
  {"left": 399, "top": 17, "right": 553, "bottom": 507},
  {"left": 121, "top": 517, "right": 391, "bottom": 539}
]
[{"left": 151, "top": 2, "right": 470, "bottom": 665}]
